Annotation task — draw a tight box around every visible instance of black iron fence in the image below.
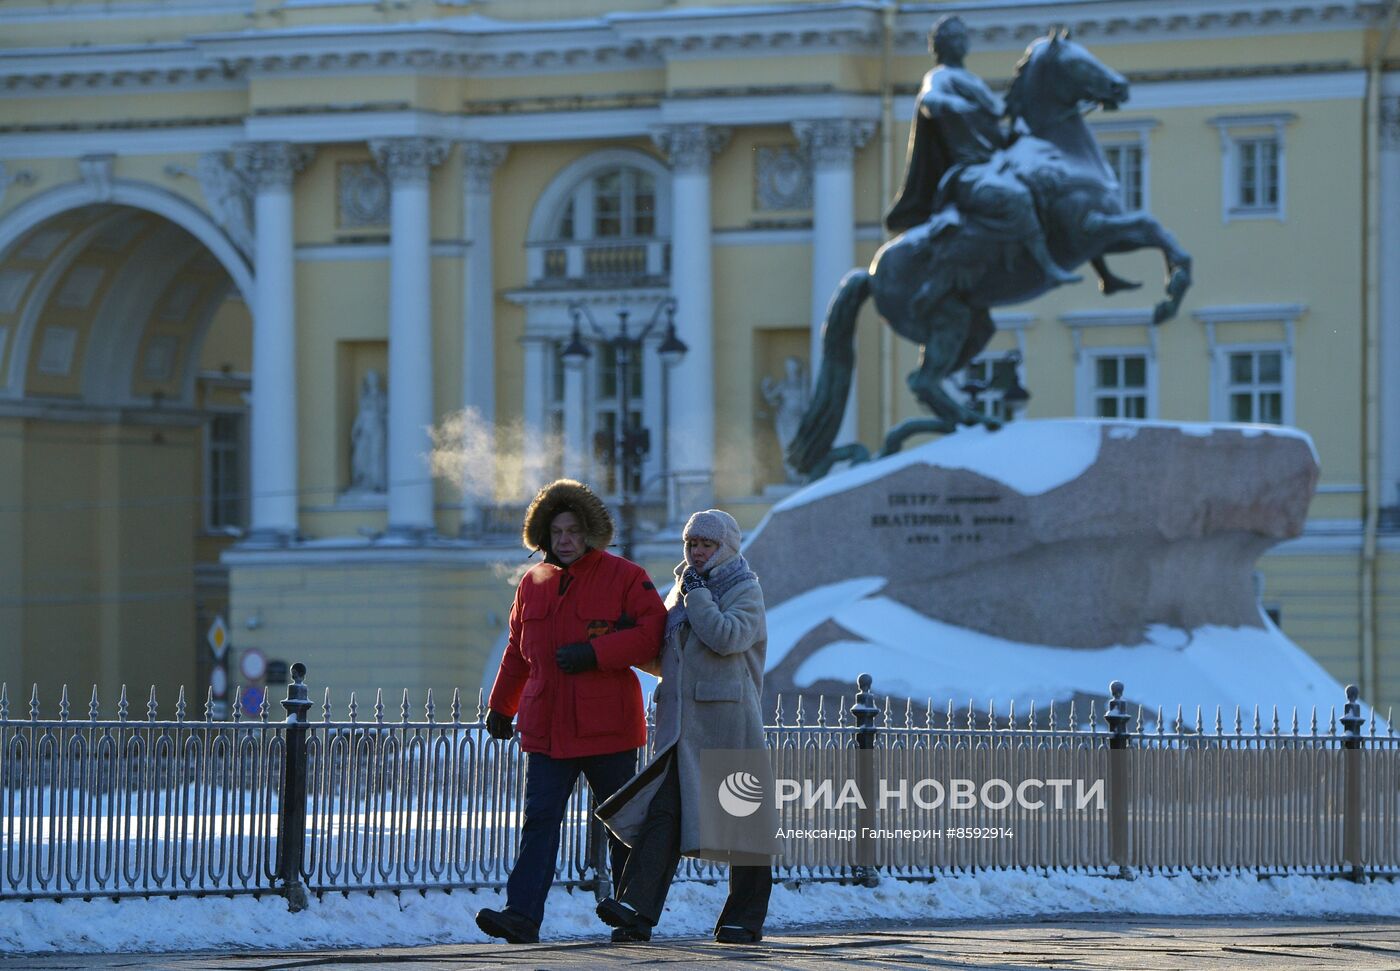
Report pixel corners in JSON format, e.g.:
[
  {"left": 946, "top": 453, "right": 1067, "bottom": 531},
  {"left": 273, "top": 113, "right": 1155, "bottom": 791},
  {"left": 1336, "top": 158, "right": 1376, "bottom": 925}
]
[{"left": 1, "top": 666, "right": 1396, "bottom": 907}]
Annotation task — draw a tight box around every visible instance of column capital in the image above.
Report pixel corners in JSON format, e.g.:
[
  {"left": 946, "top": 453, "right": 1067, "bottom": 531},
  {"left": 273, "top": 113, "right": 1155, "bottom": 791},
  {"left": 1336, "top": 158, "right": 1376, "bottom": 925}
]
[
  {"left": 793, "top": 119, "right": 876, "bottom": 169},
  {"left": 652, "top": 124, "right": 731, "bottom": 175},
  {"left": 460, "top": 141, "right": 509, "bottom": 193},
  {"left": 1382, "top": 96, "right": 1400, "bottom": 152},
  {"left": 234, "top": 141, "right": 314, "bottom": 188},
  {"left": 371, "top": 137, "right": 450, "bottom": 186}
]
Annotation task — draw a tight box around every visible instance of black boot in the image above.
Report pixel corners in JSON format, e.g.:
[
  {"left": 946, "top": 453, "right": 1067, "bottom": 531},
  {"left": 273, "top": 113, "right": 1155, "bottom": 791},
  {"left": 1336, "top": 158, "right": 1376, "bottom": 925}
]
[
  {"left": 475, "top": 907, "right": 540, "bottom": 944},
  {"left": 715, "top": 924, "right": 762, "bottom": 944},
  {"left": 597, "top": 897, "right": 654, "bottom": 942}
]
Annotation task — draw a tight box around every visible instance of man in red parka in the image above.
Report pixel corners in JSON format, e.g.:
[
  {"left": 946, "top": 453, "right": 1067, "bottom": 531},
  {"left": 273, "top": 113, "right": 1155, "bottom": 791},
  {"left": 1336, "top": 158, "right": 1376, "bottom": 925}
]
[{"left": 475, "top": 479, "right": 665, "bottom": 945}]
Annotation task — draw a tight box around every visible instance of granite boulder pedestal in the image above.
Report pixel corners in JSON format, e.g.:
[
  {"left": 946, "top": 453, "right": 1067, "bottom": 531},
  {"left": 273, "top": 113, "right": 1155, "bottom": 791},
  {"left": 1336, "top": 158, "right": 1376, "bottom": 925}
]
[{"left": 743, "top": 419, "right": 1350, "bottom": 722}]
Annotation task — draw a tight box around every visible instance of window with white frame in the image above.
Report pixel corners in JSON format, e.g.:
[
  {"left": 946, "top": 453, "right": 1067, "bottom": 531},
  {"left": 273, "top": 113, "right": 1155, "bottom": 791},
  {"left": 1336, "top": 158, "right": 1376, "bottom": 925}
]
[
  {"left": 1089, "top": 352, "right": 1149, "bottom": 419},
  {"left": 1235, "top": 137, "right": 1280, "bottom": 212},
  {"left": 1224, "top": 348, "right": 1285, "bottom": 424},
  {"left": 205, "top": 412, "right": 246, "bottom": 532},
  {"left": 1210, "top": 113, "right": 1293, "bottom": 221},
  {"left": 1102, "top": 142, "right": 1144, "bottom": 212},
  {"left": 956, "top": 355, "right": 1021, "bottom": 422},
  {"left": 1092, "top": 119, "right": 1155, "bottom": 213}
]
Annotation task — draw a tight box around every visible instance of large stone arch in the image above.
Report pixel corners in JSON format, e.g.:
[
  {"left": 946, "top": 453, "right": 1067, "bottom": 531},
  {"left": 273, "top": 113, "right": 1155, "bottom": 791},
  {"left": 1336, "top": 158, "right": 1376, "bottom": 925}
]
[{"left": 0, "top": 178, "right": 253, "bottom": 402}]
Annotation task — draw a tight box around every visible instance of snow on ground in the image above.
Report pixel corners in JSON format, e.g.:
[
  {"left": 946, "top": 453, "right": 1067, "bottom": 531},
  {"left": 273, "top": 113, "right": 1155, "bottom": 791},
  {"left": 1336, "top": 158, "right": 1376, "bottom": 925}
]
[
  {"left": 5, "top": 873, "right": 1400, "bottom": 954},
  {"left": 767, "top": 579, "right": 1370, "bottom": 722}
]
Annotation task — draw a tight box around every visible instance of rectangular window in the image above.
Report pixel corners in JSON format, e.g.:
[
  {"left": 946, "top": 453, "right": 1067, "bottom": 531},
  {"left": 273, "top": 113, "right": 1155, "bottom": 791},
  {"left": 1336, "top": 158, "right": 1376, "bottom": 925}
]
[
  {"left": 206, "top": 413, "right": 246, "bottom": 531},
  {"left": 1236, "top": 137, "right": 1280, "bottom": 211},
  {"left": 1225, "top": 348, "right": 1285, "bottom": 424},
  {"left": 593, "top": 171, "right": 622, "bottom": 238},
  {"left": 1210, "top": 114, "right": 1291, "bottom": 221},
  {"left": 958, "top": 356, "right": 1021, "bottom": 422},
  {"left": 1102, "top": 143, "right": 1144, "bottom": 211},
  {"left": 1091, "top": 353, "right": 1148, "bottom": 419}
]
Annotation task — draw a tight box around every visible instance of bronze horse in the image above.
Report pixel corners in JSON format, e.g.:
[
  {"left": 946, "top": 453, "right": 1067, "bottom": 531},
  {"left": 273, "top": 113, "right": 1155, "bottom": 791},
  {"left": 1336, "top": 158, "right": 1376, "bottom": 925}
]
[{"left": 788, "top": 30, "right": 1193, "bottom": 477}]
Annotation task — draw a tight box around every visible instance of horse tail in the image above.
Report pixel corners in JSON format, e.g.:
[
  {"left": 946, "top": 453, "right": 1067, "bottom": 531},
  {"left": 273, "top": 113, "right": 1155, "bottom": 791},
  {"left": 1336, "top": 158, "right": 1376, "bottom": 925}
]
[{"left": 787, "top": 268, "right": 872, "bottom": 475}]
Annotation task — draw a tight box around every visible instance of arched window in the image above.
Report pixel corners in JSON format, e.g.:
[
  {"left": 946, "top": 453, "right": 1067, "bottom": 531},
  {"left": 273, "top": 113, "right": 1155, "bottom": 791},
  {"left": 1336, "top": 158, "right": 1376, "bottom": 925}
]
[
  {"left": 526, "top": 152, "right": 670, "bottom": 287},
  {"left": 514, "top": 152, "right": 673, "bottom": 502}
]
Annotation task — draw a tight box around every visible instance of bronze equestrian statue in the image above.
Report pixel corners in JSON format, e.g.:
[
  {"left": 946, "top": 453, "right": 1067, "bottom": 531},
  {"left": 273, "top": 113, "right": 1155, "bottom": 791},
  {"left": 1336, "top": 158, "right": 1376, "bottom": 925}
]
[{"left": 788, "top": 19, "right": 1193, "bottom": 479}]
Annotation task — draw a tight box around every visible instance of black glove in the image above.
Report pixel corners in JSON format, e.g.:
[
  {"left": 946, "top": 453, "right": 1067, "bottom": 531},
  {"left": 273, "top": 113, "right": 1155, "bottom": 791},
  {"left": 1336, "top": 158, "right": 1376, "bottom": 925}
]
[
  {"left": 681, "top": 568, "right": 707, "bottom": 594},
  {"left": 556, "top": 641, "right": 598, "bottom": 674},
  {"left": 485, "top": 708, "right": 514, "bottom": 741}
]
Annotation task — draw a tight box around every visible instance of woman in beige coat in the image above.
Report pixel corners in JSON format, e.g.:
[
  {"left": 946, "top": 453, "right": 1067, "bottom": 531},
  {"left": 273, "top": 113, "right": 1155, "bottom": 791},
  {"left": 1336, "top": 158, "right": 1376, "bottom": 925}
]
[{"left": 595, "top": 509, "right": 779, "bottom": 944}]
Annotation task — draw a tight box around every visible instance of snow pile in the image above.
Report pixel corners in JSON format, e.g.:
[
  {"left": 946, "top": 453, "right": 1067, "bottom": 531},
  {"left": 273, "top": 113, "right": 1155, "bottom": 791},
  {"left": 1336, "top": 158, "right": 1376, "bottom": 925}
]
[
  {"left": 6, "top": 873, "right": 1400, "bottom": 954},
  {"left": 767, "top": 578, "right": 1363, "bottom": 722}
]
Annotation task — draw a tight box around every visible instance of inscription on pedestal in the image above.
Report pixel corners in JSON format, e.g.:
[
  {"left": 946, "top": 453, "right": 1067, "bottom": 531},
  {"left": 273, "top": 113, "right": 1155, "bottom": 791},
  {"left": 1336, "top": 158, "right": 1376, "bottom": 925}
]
[{"left": 871, "top": 491, "right": 1020, "bottom": 546}]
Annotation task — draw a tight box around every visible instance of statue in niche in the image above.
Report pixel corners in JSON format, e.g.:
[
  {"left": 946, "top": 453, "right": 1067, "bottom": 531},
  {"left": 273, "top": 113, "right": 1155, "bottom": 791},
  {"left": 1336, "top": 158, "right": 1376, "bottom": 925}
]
[
  {"left": 349, "top": 369, "right": 387, "bottom": 494},
  {"left": 761, "top": 356, "right": 809, "bottom": 484}
]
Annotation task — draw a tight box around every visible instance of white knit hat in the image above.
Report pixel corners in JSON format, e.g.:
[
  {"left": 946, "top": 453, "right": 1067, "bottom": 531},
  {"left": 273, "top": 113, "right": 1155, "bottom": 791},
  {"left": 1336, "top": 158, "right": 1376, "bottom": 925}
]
[{"left": 683, "top": 508, "right": 743, "bottom": 558}]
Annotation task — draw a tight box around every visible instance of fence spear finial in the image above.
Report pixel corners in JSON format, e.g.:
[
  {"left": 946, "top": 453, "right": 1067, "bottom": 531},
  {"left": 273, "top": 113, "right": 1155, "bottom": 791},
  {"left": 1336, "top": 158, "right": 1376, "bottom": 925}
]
[
  {"left": 91, "top": 685, "right": 102, "bottom": 722},
  {"left": 204, "top": 686, "right": 215, "bottom": 722},
  {"left": 401, "top": 688, "right": 411, "bottom": 724},
  {"left": 175, "top": 686, "right": 187, "bottom": 723},
  {"left": 29, "top": 684, "right": 40, "bottom": 721},
  {"left": 58, "top": 685, "right": 70, "bottom": 722},
  {"left": 425, "top": 688, "right": 436, "bottom": 724},
  {"left": 451, "top": 688, "right": 462, "bottom": 725},
  {"left": 147, "top": 685, "right": 159, "bottom": 722},
  {"left": 0, "top": 683, "right": 8, "bottom": 722}
]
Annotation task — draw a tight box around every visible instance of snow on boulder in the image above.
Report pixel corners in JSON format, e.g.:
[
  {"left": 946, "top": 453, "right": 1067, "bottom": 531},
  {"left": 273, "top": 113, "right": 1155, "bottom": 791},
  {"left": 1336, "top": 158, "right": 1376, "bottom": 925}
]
[{"left": 744, "top": 419, "right": 1341, "bottom": 719}]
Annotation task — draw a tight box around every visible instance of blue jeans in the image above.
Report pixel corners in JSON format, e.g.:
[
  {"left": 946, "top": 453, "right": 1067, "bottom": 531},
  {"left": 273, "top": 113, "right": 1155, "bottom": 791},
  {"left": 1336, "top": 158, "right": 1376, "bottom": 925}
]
[{"left": 504, "top": 749, "right": 637, "bottom": 928}]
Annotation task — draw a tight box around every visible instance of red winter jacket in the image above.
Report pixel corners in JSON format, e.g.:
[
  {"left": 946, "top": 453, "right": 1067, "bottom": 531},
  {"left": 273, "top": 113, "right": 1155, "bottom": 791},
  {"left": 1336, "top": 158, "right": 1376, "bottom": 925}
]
[{"left": 487, "top": 548, "right": 665, "bottom": 758}]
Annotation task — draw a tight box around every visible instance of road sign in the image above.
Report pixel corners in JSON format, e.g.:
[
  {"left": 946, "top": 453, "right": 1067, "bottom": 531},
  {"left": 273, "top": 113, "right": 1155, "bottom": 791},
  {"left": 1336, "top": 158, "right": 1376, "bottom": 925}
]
[
  {"left": 207, "top": 615, "right": 229, "bottom": 659},
  {"left": 239, "top": 649, "right": 266, "bottom": 682},
  {"left": 241, "top": 685, "right": 265, "bottom": 718},
  {"left": 210, "top": 666, "right": 228, "bottom": 698}
]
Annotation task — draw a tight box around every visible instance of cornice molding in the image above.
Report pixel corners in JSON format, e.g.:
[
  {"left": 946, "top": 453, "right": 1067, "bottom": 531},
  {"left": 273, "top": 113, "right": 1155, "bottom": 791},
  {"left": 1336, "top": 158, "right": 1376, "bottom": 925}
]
[
  {"left": 893, "top": 1, "right": 1391, "bottom": 52},
  {"left": 0, "top": 2, "right": 1388, "bottom": 93}
]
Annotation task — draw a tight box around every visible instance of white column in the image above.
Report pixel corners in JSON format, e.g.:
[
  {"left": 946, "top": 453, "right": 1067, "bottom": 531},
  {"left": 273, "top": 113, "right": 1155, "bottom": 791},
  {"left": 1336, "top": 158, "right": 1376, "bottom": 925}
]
[
  {"left": 371, "top": 137, "right": 448, "bottom": 540},
  {"left": 563, "top": 354, "right": 588, "bottom": 481},
  {"left": 459, "top": 141, "right": 508, "bottom": 532},
  {"left": 653, "top": 124, "right": 729, "bottom": 517},
  {"left": 1379, "top": 95, "right": 1400, "bottom": 510},
  {"left": 520, "top": 337, "right": 551, "bottom": 495},
  {"left": 795, "top": 118, "right": 874, "bottom": 446},
  {"left": 235, "top": 141, "right": 312, "bottom": 546}
]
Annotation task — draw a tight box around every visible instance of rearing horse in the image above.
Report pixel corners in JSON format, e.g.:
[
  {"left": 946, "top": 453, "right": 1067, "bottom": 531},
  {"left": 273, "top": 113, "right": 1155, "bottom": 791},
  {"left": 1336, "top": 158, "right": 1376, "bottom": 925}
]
[{"left": 788, "top": 30, "right": 1193, "bottom": 477}]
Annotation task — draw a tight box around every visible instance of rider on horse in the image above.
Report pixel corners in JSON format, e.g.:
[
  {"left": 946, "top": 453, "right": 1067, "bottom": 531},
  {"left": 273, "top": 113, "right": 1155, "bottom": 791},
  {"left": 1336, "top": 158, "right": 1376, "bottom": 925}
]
[{"left": 887, "top": 16, "right": 1082, "bottom": 294}]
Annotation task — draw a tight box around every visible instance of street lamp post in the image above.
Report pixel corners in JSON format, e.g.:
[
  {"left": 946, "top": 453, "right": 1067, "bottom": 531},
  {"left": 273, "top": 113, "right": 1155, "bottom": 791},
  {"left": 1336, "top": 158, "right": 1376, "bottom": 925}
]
[{"left": 564, "top": 297, "right": 685, "bottom": 561}]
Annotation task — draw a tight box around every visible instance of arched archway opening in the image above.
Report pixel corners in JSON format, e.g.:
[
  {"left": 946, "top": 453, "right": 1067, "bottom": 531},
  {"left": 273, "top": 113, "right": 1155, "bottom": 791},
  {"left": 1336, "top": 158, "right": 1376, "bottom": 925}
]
[{"left": 0, "top": 191, "right": 253, "bottom": 699}]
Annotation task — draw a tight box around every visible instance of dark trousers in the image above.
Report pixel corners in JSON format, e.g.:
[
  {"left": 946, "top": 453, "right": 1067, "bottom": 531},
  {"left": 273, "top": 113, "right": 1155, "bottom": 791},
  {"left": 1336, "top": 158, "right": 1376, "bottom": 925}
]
[
  {"left": 614, "top": 756, "right": 773, "bottom": 935},
  {"left": 505, "top": 749, "right": 637, "bottom": 928}
]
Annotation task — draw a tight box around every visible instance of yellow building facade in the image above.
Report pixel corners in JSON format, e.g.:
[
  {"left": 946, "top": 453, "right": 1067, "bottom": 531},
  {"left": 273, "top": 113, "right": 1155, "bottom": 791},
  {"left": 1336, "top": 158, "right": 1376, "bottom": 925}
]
[{"left": 0, "top": 0, "right": 1397, "bottom": 718}]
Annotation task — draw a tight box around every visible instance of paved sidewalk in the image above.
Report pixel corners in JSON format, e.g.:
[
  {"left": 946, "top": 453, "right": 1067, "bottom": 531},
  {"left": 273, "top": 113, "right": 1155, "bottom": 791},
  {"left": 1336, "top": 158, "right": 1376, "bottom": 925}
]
[{"left": 8, "top": 916, "right": 1400, "bottom": 971}]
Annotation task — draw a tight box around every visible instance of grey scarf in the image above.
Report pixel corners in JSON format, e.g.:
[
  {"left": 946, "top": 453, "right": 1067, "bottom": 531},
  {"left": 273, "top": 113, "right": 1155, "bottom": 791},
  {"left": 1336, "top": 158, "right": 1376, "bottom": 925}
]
[{"left": 664, "top": 552, "right": 757, "bottom": 639}]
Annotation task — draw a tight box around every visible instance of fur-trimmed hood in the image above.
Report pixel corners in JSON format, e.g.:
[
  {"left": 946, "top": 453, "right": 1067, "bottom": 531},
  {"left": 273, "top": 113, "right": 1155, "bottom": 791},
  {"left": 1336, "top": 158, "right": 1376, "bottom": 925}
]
[{"left": 522, "top": 478, "right": 614, "bottom": 556}]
